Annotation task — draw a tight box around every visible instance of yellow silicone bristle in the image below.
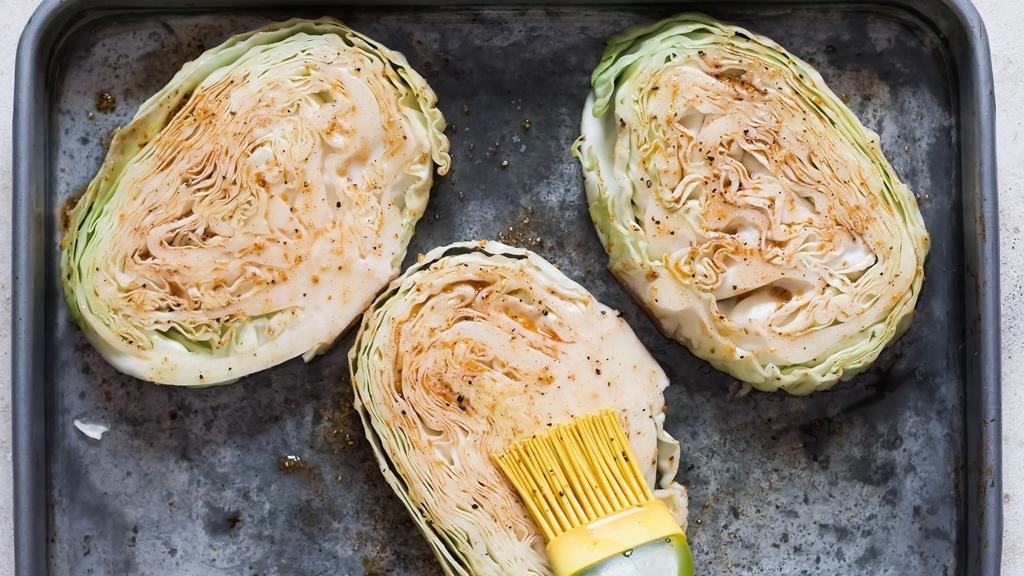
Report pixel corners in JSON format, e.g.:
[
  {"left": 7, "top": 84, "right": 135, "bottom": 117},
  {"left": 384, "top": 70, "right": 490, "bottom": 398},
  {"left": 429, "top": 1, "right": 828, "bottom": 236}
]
[{"left": 495, "top": 409, "right": 654, "bottom": 542}]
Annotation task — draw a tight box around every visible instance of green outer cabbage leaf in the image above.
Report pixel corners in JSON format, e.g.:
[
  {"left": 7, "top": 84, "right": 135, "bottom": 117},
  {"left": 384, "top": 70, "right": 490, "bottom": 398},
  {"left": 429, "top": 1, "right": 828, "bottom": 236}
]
[
  {"left": 350, "top": 241, "right": 687, "bottom": 576},
  {"left": 60, "top": 18, "right": 449, "bottom": 385},
  {"left": 574, "top": 14, "right": 930, "bottom": 394}
]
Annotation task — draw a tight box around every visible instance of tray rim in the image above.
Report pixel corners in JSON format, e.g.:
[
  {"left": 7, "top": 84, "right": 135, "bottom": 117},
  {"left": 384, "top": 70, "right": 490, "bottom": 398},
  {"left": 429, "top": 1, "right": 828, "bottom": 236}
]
[{"left": 11, "top": 1, "right": 1001, "bottom": 574}]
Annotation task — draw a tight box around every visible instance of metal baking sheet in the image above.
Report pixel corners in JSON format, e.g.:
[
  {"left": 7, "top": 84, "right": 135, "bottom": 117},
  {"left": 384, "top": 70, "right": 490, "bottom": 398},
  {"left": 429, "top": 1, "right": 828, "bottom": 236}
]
[{"left": 13, "top": 1, "right": 1001, "bottom": 574}]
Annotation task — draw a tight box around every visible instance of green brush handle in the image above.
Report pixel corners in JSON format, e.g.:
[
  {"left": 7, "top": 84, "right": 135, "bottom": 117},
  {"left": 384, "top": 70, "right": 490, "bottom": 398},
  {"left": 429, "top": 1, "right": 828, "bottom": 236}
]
[{"left": 573, "top": 534, "right": 693, "bottom": 576}]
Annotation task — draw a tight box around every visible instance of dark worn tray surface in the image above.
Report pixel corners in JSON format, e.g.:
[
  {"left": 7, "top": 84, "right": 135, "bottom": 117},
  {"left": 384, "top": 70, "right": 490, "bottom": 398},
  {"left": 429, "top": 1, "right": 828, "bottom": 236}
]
[{"left": 47, "top": 6, "right": 960, "bottom": 575}]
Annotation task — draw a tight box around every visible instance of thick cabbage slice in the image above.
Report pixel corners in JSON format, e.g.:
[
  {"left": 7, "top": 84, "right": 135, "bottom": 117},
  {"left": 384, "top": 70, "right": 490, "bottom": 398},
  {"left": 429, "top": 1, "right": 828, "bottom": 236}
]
[
  {"left": 60, "top": 18, "right": 449, "bottom": 385},
  {"left": 575, "top": 14, "right": 929, "bottom": 394},
  {"left": 350, "top": 241, "right": 687, "bottom": 576}
]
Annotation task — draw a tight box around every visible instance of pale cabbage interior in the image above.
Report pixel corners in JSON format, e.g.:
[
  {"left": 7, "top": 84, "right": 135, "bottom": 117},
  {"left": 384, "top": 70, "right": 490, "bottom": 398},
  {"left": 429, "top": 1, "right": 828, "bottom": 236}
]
[{"left": 351, "top": 242, "right": 687, "bottom": 576}]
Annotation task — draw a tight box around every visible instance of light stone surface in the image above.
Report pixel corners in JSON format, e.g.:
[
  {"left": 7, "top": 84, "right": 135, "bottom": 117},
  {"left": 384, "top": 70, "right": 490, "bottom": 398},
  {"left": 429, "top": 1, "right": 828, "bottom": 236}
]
[
  {"left": 2, "top": 1, "right": 43, "bottom": 572},
  {"left": 0, "top": 0, "right": 1019, "bottom": 574}
]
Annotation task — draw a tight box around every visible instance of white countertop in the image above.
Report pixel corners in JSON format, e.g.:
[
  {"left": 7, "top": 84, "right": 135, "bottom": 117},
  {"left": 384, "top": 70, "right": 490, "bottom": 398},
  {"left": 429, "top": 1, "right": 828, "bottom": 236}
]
[{"left": 1, "top": 0, "right": 1020, "bottom": 573}]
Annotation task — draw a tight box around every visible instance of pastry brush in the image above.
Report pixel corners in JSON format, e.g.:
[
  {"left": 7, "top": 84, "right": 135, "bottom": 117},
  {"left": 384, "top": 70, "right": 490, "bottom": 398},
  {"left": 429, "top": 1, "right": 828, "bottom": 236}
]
[{"left": 495, "top": 409, "right": 693, "bottom": 576}]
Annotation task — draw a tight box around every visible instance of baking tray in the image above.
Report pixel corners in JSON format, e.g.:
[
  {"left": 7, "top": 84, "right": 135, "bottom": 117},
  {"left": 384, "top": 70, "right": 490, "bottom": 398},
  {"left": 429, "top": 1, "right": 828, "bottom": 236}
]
[{"left": 12, "top": 0, "right": 1001, "bottom": 574}]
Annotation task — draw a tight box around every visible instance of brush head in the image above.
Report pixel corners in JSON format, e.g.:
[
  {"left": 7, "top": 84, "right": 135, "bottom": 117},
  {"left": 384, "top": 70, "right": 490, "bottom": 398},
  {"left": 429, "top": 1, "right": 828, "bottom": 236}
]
[
  {"left": 495, "top": 409, "right": 690, "bottom": 576},
  {"left": 495, "top": 409, "right": 655, "bottom": 542}
]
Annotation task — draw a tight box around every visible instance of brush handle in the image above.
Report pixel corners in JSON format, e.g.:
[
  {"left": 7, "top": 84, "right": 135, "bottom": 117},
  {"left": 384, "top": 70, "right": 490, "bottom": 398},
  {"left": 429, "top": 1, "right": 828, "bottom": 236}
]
[{"left": 574, "top": 534, "right": 693, "bottom": 576}]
